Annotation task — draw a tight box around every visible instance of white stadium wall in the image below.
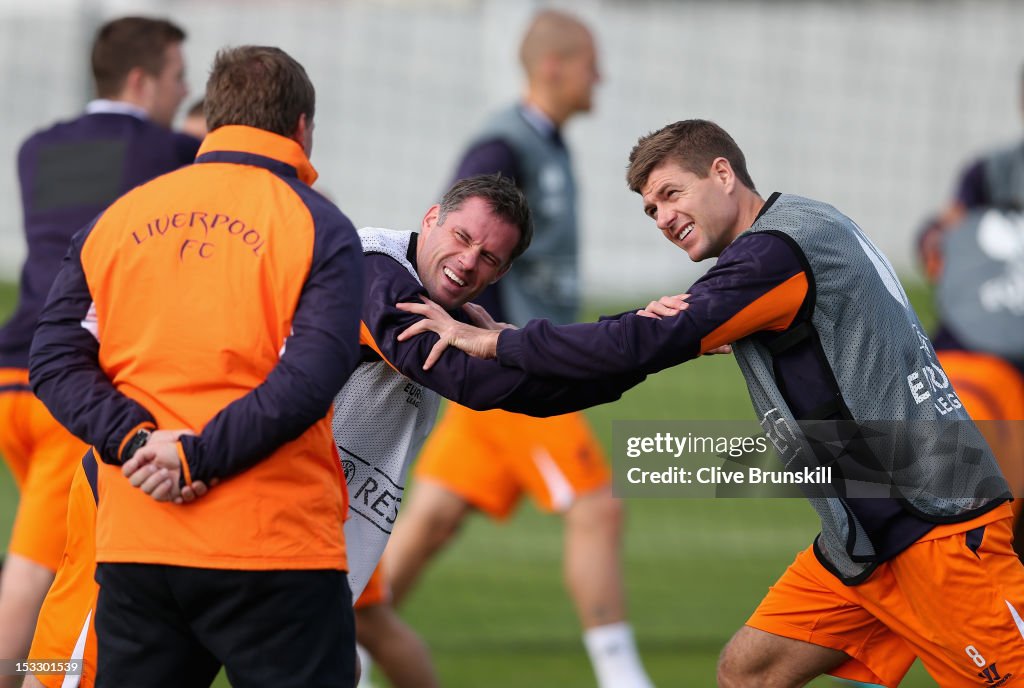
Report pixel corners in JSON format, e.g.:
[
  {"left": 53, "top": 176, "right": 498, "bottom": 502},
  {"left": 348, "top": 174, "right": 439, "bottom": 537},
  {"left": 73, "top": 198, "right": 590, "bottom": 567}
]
[{"left": 0, "top": 0, "right": 1020, "bottom": 299}]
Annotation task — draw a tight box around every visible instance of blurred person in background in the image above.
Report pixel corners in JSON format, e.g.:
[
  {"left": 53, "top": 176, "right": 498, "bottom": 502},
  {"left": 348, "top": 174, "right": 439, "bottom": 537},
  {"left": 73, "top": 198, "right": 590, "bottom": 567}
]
[
  {"left": 0, "top": 17, "right": 195, "bottom": 686},
  {"left": 919, "top": 62, "right": 1024, "bottom": 367},
  {"left": 914, "top": 63, "right": 1024, "bottom": 559},
  {"left": 923, "top": 63, "right": 1024, "bottom": 237},
  {"left": 385, "top": 11, "right": 656, "bottom": 688},
  {"left": 29, "top": 45, "right": 365, "bottom": 687}
]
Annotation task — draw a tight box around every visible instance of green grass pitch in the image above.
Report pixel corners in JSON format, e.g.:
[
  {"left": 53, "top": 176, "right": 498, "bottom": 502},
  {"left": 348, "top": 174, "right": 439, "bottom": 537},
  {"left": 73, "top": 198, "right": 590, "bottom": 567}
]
[{"left": 0, "top": 281, "right": 937, "bottom": 686}]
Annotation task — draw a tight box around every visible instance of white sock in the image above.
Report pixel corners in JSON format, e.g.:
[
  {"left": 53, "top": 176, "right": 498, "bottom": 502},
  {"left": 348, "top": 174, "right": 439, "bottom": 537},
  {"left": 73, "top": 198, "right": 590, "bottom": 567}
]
[
  {"left": 583, "top": 621, "right": 655, "bottom": 688},
  {"left": 356, "top": 643, "right": 375, "bottom": 688}
]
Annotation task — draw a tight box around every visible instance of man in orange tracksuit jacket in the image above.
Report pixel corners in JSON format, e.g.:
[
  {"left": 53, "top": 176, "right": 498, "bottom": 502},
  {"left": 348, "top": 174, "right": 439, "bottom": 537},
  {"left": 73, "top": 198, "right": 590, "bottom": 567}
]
[
  {"left": 29, "top": 46, "right": 364, "bottom": 688},
  {"left": 0, "top": 19, "right": 198, "bottom": 680}
]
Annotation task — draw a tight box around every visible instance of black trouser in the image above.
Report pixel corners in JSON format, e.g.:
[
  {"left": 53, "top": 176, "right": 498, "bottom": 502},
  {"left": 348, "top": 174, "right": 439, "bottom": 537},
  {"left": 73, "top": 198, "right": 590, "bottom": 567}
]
[{"left": 94, "top": 563, "right": 355, "bottom": 688}]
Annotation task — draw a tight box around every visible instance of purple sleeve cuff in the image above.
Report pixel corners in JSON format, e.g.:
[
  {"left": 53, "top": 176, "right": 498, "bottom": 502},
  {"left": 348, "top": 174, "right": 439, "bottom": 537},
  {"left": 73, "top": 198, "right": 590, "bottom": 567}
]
[{"left": 496, "top": 328, "right": 523, "bottom": 368}]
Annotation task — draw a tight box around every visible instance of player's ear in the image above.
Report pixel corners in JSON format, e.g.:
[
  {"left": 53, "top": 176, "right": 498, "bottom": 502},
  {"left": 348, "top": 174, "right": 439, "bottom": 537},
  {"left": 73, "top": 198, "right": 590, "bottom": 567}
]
[
  {"left": 121, "top": 66, "right": 151, "bottom": 102},
  {"left": 292, "top": 113, "right": 314, "bottom": 157},
  {"left": 538, "top": 51, "right": 561, "bottom": 84},
  {"left": 421, "top": 204, "right": 441, "bottom": 235},
  {"left": 712, "top": 157, "right": 735, "bottom": 192}
]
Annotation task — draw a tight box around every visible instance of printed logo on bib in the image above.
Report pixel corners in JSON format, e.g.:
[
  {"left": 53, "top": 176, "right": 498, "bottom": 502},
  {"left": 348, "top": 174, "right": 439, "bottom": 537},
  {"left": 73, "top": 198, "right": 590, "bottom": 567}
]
[
  {"left": 906, "top": 325, "right": 964, "bottom": 415},
  {"left": 337, "top": 445, "right": 403, "bottom": 533},
  {"left": 976, "top": 210, "right": 1024, "bottom": 316},
  {"left": 341, "top": 459, "right": 356, "bottom": 484}
]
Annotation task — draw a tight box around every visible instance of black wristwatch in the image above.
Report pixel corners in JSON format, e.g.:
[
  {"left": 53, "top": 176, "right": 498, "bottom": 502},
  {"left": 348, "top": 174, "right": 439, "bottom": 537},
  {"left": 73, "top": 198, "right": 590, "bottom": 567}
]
[{"left": 120, "top": 428, "right": 152, "bottom": 464}]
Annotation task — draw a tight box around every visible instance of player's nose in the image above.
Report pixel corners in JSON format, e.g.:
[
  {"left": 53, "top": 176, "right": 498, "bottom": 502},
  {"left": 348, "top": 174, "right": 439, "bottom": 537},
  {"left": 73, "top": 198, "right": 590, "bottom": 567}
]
[
  {"left": 458, "top": 249, "right": 478, "bottom": 271},
  {"left": 655, "top": 206, "right": 675, "bottom": 233}
]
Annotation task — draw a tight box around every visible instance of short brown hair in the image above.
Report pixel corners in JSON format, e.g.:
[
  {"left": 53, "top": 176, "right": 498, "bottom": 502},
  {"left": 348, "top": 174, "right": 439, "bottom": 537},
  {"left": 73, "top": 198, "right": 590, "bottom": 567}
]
[
  {"left": 627, "top": 119, "right": 757, "bottom": 194},
  {"left": 91, "top": 17, "right": 185, "bottom": 98},
  {"left": 438, "top": 175, "right": 533, "bottom": 265},
  {"left": 204, "top": 46, "right": 315, "bottom": 137}
]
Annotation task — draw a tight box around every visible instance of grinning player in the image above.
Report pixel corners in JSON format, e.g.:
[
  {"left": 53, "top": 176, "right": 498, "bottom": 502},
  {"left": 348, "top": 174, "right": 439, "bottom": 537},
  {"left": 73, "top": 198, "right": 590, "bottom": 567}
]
[
  {"left": 398, "top": 119, "right": 1024, "bottom": 687},
  {"left": 25, "top": 174, "right": 644, "bottom": 688},
  {"left": 0, "top": 17, "right": 195, "bottom": 685},
  {"left": 389, "top": 11, "right": 656, "bottom": 688},
  {"left": 335, "top": 174, "right": 643, "bottom": 600}
]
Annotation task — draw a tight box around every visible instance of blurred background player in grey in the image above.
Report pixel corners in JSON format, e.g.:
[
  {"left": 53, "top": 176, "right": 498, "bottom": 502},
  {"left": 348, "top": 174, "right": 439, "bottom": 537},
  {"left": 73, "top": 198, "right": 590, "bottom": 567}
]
[
  {"left": 926, "top": 63, "right": 1024, "bottom": 235},
  {"left": 385, "top": 10, "right": 656, "bottom": 688},
  {"left": 913, "top": 63, "right": 1024, "bottom": 560},
  {"left": 0, "top": 17, "right": 195, "bottom": 685},
  {"left": 917, "top": 61, "right": 1024, "bottom": 379}
]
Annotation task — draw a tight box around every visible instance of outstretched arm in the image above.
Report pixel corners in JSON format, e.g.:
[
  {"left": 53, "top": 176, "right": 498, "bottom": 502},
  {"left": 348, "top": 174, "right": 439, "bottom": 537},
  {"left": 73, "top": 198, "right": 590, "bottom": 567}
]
[
  {"left": 397, "top": 292, "right": 705, "bottom": 367},
  {"left": 362, "top": 253, "right": 644, "bottom": 416},
  {"left": 403, "top": 232, "right": 808, "bottom": 381}
]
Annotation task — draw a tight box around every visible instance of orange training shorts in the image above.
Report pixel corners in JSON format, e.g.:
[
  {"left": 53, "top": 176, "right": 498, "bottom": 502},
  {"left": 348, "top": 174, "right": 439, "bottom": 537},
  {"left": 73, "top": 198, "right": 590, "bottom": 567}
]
[
  {"left": 354, "top": 563, "right": 389, "bottom": 610},
  {"left": 28, "top": 457, "right": 98, "bottom": 688},
  {"left": 747, "top": 504, "right": 1024, "bottom": 687},
  {"left": 414, "top": 404, "right": 609, "bottom": 519},
  {"left": 939, "top": 350, "right": 1024, "bottom": 502},
  {"left": 0, "top": 368, "right": 88, "bottom": 570}
]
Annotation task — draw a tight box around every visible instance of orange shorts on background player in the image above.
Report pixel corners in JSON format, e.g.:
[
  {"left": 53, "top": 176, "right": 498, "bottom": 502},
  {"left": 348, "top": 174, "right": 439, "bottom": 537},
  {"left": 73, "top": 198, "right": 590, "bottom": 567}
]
[
  {"left": 938, "top": 351, "right": 1024, "bottom": 510},
  {"left": 355, "top": 565, "right": 389, "bottom": 610},
  {"left": 414, "top": 404, "right": 610, "bottom": 517},
  {"left": 0, "top": 368, "right": 88, "bottom": 571},
  {"left": 28, "top": 457, "right": 98, "bottom": 688}
]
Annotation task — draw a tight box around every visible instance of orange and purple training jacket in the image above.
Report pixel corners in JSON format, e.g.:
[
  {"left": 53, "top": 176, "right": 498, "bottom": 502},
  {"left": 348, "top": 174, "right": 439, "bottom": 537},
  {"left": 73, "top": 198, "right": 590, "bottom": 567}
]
[{"left": 30, "top": 125, "right": 364, "bottom": 571}]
